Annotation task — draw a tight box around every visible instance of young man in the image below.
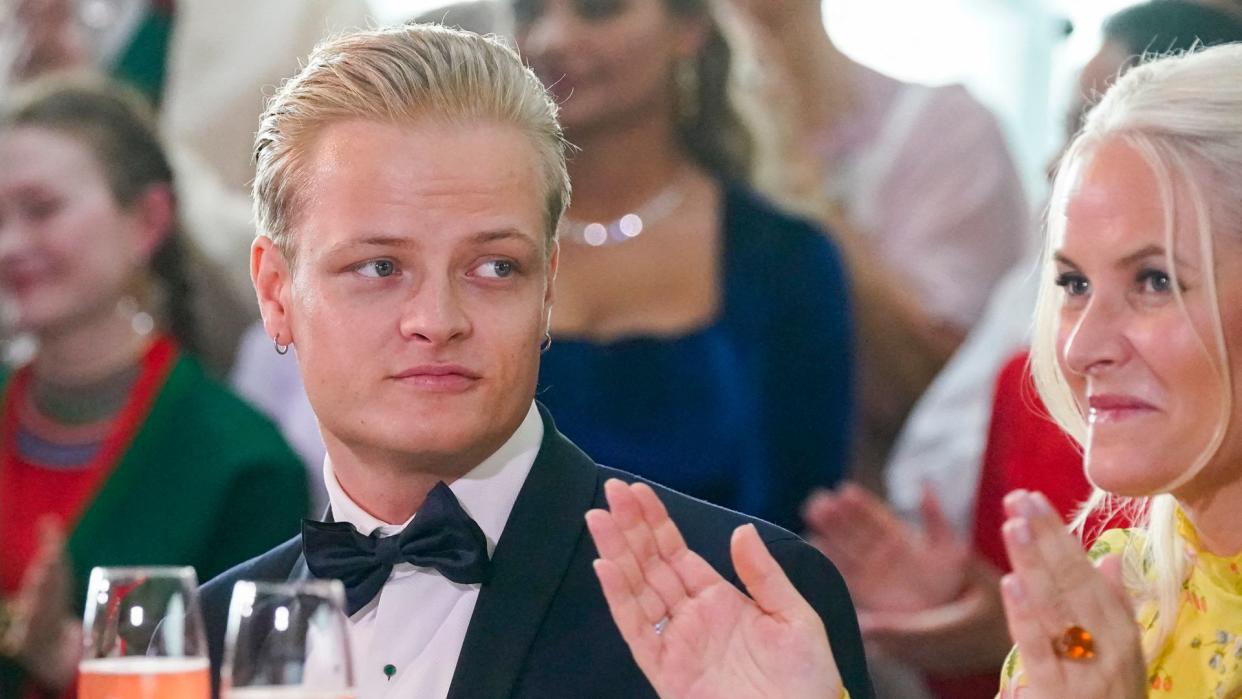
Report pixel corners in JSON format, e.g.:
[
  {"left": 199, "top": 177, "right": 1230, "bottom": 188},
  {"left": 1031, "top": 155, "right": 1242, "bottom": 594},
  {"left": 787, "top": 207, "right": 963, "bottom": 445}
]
[{"left": 200, "top": 24, "right": 872, "bottom": 699}]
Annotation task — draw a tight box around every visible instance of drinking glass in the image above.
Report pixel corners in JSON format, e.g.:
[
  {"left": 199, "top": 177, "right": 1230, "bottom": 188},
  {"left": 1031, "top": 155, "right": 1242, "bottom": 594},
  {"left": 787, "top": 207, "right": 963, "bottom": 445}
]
[
  {"left": 221, "top": 580, "right": 355, "bottom": 699},
  {"left": 79, "top": 566, "right": 210, "bottom": 699}
]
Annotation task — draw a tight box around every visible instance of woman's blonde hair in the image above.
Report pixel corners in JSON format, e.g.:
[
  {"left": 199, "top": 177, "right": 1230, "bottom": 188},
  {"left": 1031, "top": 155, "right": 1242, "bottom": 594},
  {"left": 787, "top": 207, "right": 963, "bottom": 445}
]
[
  {"left": 252, "top": 23, "right": 571, "bottom": 262},
  {"left": 1031, "top": 43, "right": 1242, "bottom": 657}
]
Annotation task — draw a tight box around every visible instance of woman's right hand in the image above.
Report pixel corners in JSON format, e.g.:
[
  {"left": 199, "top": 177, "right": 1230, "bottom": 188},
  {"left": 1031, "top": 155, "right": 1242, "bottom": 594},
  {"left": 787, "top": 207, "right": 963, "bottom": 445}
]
[{"left": 587, "top": 479, "right": 842, "bottom": 699}]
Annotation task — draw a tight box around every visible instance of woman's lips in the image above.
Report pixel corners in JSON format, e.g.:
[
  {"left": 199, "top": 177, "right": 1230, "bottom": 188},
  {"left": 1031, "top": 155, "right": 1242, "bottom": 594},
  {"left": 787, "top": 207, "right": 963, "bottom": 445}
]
[{"left": 1087, "top": 394, "right": 1158, "bottom": 424}]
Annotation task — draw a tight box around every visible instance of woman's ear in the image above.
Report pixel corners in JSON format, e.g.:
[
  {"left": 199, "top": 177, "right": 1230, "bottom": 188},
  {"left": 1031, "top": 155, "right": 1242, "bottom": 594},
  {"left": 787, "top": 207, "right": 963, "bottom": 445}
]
[
  {"left": 128, "top": 184, "right": 177, "bottom": 261},
  {"left": 675, "top": 13, "right": 711, "bottom": 60}
]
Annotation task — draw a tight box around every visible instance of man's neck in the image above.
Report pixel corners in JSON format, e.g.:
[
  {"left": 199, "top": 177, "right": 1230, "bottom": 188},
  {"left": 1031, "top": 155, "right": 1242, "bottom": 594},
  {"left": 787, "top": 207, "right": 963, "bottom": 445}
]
[
  {"left": 324, "top": 441, "right": 494, "bottom": 524},
  {"left": 322, "top": 411, "right": 534, "bottom": 525}
]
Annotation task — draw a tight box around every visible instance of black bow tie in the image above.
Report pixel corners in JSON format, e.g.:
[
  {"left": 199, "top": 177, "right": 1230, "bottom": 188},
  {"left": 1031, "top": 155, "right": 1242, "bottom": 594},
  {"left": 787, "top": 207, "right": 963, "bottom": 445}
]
[{"left": 302, "top": 482, "right": 491, "bottom": 615}]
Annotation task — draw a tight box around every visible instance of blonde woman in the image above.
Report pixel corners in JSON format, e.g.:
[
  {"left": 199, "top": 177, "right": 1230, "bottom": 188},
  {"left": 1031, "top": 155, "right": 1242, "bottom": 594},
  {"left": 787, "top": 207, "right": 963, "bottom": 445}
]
[{"left": 588, "top": 43, "right": 1242, "bottom": 699}]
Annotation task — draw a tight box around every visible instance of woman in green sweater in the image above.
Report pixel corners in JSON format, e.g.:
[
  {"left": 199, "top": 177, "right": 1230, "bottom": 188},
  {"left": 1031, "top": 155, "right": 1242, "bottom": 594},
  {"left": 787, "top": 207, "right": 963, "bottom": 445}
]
[{"left": 0, "top": 76, "right": 309, "bottom": 697}]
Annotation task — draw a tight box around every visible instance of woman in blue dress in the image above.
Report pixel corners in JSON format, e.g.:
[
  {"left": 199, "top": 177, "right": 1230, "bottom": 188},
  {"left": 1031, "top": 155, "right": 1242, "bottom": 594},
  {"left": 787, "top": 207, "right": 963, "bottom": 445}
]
[{"left": 513, "top": 0, "right": 853, "bottom": 530}]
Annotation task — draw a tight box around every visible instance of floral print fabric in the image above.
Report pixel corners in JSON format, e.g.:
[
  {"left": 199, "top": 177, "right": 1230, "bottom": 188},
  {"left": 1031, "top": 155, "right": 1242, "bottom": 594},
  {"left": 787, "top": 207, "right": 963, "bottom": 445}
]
[{"left": 998, "top": 510, "right": 1242, "bottom": 698}]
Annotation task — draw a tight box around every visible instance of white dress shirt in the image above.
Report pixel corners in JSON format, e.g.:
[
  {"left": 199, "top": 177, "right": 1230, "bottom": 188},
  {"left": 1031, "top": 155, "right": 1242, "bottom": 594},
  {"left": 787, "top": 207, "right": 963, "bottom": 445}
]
[{"left": 322, "top": 403, "right": 543, "bottom": 699}]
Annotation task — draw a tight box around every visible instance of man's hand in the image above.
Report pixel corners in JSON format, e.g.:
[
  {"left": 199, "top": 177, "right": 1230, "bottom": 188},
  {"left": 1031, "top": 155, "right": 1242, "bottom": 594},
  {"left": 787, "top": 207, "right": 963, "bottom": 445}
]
[{"left": 587, "top": 480, "right": 842, "bottom": 699}]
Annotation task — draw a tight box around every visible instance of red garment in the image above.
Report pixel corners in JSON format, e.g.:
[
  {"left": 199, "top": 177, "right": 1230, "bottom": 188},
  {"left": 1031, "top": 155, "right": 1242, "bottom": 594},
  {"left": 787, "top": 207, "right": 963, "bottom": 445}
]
[
  {"left": 928, "top": 351, "right": 1128, "bottom": 699},
  {"left": 0, "top": 338, "right": 177, "bottom": 595},
  {"left": 971, "top": 351, "right": 1128, "bottom": 571}
]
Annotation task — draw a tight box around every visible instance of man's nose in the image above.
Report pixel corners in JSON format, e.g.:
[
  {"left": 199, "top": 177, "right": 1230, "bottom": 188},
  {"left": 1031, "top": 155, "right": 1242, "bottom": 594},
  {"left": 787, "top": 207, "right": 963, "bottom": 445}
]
[{"left": 397, "top": 275, "right": 472, "bottom": 345}]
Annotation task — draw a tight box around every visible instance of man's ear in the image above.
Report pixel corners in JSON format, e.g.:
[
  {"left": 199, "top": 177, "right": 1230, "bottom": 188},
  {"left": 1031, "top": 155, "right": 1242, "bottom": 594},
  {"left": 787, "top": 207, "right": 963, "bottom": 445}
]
[{"left": 252, "top": 235, "right": 295, "bottom": 347}]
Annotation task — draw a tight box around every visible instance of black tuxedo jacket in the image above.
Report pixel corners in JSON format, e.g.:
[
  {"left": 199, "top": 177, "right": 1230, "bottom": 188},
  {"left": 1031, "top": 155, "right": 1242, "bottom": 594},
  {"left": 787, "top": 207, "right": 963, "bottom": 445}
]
[{"left": 201, "top": 407, "right": 874, "bottom": 698}]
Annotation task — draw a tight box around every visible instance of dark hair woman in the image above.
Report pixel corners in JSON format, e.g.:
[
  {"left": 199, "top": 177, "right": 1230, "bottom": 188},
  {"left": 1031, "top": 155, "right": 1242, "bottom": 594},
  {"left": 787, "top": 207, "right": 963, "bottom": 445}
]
[
  {"left": 0, "top": 77, "right": 308, "bottom": 696},
  {"left": 514, "top": 0, "right": 855, "bottom": 531}
]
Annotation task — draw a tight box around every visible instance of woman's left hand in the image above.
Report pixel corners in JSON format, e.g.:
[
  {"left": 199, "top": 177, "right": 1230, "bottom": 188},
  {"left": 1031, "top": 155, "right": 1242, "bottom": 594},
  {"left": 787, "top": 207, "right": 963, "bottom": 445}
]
[{"left": 999, "top": 490, "right": 1146, "bottom": 699}]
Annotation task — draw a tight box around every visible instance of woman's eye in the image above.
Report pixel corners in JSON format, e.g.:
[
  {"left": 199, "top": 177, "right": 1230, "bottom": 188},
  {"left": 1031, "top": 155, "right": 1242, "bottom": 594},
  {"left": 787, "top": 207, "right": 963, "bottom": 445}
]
[
  {"left": 356, "top": 259, "right": 397, "bottom": 278},
  {"left": 1055, "top": 272, "right": 1090, "bottom": 297},
  {"left": 512, "top": 0, "right": 543, "bottom": 24},
  {"left": 25, "top": 199, "right": 61, "bottom": 220},
  {"left": 474, "top": 259, "right": 517, "bottom": 279},
  {"left": 1138, "top": 269, "right": 1173, "bottom": 294},
  {"left": 573, "top": 0, "right": 625, "bottom": 20}
]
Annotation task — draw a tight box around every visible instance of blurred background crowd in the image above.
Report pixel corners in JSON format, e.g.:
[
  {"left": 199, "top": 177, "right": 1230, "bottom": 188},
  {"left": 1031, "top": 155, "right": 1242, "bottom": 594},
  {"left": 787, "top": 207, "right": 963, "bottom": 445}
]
[{"left": 2, "top": 0, "right": 1241, "bottom": 696}]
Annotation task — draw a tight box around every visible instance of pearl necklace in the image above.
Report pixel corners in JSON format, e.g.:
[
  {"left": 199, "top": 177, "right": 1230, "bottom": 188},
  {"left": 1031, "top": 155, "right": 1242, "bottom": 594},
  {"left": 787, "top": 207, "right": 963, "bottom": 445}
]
[{"left": 559, "top": 172, "right": 689, "bottom": 247}]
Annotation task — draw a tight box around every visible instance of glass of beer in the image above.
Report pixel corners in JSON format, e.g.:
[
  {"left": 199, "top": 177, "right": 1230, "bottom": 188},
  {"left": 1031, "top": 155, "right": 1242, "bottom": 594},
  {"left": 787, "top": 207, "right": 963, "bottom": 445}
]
[
  {"left": 79, "top": 566, "right": 210, "bottom": 699},
  {"left": 222, "top": 580, "right": 355, "bottom": 699}
]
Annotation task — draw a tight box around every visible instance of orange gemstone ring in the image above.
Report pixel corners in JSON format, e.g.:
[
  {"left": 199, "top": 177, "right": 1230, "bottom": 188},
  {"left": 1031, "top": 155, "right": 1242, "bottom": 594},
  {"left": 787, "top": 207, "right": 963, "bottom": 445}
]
[{"left": 1052, "top": 625, "right": 1096, "bottom": 661}]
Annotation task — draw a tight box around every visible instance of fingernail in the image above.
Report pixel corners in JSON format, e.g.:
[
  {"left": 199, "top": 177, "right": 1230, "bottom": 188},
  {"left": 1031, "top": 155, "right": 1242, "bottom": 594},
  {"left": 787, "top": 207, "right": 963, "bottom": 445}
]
[
  {"left": 1005, "top": 518, "right": 1032, "bottom": 546},
  {"left": 1015, "top": 493, "right": 1039, "bottom": 518},
  {"left": 1002, "top": 490, "right": 1026, "bottom": 514},
  {"left": 1031, "top": 492, "right": 1054, "bottom": 516}
]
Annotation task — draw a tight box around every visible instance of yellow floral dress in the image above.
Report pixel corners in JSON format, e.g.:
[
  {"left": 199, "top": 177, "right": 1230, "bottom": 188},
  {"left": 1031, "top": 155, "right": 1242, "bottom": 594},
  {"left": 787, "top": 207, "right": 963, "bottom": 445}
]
[{"left": 998, "top": 511, "right": 1242, "bottom": 698}]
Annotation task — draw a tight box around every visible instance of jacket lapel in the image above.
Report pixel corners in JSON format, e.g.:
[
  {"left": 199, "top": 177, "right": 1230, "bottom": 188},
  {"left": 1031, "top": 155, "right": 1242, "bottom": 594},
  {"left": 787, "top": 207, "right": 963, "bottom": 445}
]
[{"left": 445, "top": 405, "right": 598, "bottom": 699}]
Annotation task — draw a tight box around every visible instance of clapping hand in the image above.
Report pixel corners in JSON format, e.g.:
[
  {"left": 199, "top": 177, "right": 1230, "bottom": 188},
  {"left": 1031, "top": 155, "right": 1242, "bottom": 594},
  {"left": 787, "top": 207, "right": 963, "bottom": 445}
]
[
  {"left": 1, "top": 517, "right": 80, "bottom": 691},
  {"left": 804, "top": 483, "right": 1014, "bottom": 673},
  {"left": 804, "top": 483, "right": 971, "bottom": 613},
  {"left": 586, "top": 479, "right": 842, "bottom": 699},
  {"left": 999, "top": 490, "right": 1145, "bottom": 698}
]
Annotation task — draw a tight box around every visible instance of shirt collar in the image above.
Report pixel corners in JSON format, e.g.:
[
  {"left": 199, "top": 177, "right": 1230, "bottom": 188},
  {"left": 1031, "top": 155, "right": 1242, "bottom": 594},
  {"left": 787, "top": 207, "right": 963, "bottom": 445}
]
[{"left": 322, "top": 402, "right": 543, "bottom": 554}]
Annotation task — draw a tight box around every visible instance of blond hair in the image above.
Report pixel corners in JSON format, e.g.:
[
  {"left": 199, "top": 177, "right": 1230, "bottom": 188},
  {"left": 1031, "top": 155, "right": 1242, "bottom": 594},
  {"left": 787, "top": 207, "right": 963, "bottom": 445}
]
[
  {"left": 252, "top": 23, "right": 571, "bottom": 261},
  {"left": 1031, "top": 43, "right": 1242, "bottom": 658}
]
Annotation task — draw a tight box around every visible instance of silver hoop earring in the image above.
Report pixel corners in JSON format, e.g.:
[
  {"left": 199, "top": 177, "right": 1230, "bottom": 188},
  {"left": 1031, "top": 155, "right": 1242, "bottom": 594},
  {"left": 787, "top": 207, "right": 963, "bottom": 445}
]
[
  {"left": 274, "top": 336, "right": 290, "bottom": 355},
  {"left": 540, "top": 331, "right": 552, "bottom": 353}
]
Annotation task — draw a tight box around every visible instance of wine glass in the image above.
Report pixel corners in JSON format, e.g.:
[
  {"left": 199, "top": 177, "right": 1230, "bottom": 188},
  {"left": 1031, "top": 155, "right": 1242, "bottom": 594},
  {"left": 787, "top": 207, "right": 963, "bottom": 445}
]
[
  {"left": 222, "top": 580, "right": 355, "bottom": 699},
  {"left": 79, "top": 566, "right": 210, "bottom": 699}
]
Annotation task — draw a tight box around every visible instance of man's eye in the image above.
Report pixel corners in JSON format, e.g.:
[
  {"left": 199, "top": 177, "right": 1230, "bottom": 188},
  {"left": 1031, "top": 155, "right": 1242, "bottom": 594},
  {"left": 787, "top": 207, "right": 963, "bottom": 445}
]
[
  {"left": 474, "top": 259, "right": 517, "bottom": 279},
  {"left": 357, "top": 259, "right": 397, "bottom": 278}
]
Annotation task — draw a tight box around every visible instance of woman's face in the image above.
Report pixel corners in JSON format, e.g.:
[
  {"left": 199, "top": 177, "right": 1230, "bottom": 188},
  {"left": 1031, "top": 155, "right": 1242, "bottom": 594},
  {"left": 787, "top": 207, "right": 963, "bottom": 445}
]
[
  {"left": 1055, "top": 137, "right": 1242, "bottom": 498},
  {"left": 0, "top": 126, "right": 148, "bottom": 335},
  {"left": 513, "top": 0, "right": 706, "bottom": 134}
]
